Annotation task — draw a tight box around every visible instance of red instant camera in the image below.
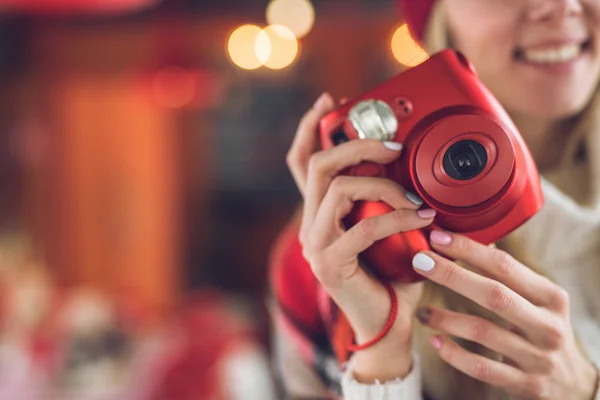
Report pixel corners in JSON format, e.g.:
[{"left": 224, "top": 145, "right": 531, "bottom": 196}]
[{"left": 319, "top": 49, "right": 544, "bottom": 283}]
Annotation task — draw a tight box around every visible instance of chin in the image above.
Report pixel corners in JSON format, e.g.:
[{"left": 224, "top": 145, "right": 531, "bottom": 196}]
[
  {"left": 504, "top": 88, "right": 595, "bottom": 119},
  {"left": 525, "top": 100, "right": 588, "bottom": 119}
]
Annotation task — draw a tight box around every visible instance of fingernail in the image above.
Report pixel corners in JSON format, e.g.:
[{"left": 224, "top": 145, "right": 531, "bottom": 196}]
[
  {"left": 413, "top": 253, "right": 435, "bottom": 272},
  {"left": 430, "top": 335, "right": 442, "bottom": 350},
  {"left": 383, "top": 141, "right": 403, "bottom": 151},
  {"left": 314, "top": 93, "right": 330, "bottom": 110},
  {"left": 417, "top": 209, "right": 436, "bottom": 219},
  {"left": 430, "top": 230, "right": 452, "bottom": 245},
  {"left": 416, "top": 308, "right": 431, "bottom": 324},
  {"left": 405, "top": 191, "right": 424, "bottom": 205}
]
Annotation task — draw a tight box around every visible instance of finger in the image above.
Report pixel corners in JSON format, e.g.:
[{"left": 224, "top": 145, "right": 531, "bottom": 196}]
[
  {"left": 428, "top": 231, "right": 569, "bottom": 313},
  {"left": 287, "top": 92, "right": 336, "bottom": 196},
  {"left": 312, "top": 206, "right": 432, "bottom": 303},
  {"left": 417, "top": 307, "right": 552, "bottom": 373},
  {"left": 431, "top": 335, "right": 534, "bottom": 398},
  {"left": 412, "top": 251, "right": 554, "bottom": 348},
  {"left": 322, "top": 206, "right": 435, "bottom": 275},
  {"left": 302, "top": 139, "right": 406, "bottom": 235},
  {"left": 309, "top": 176, "right": 434, "bottom": 251}
]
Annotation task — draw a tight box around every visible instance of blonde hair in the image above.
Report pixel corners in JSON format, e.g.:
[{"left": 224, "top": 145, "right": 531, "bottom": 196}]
[{"left": 411, "top": 2, "right": 599, "bottom": 399}]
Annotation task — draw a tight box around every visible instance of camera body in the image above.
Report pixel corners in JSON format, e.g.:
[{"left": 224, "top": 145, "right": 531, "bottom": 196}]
[{"left": 319, "top": 49, "right": 544, "bottom": 283}]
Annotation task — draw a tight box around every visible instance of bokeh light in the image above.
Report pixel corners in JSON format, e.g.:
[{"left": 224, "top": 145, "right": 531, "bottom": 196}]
[
  {"left": 227, "top": 24, "right": 264, "bottom": 70},
  {"left": 266, "top": 0, "right": 315, "bottom": 39},
  {"left": 391, "top": 24, "right": 429, "bottom": 67},
  {"left": 254, "top": 29, "right": 272, "bottom": 67},
  {"left": 255, "top": 25, "right": 298, "bottom": 70}
]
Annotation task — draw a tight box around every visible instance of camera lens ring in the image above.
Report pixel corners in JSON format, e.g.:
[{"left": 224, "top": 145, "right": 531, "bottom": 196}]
[
  {"left": 414, "top": 114, "right": 512, "bottom": 208},
  {"left": 443, "top": 139, "right": 488, "bottom": 180}
]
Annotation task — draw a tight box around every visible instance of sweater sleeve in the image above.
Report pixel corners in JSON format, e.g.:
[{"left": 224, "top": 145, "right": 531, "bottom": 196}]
[
  {"left": 268, "top": 219, "right": 339, "bottom": 397},
  {"left": 341, "top": 352, "right": 424, "bottom": 400}
]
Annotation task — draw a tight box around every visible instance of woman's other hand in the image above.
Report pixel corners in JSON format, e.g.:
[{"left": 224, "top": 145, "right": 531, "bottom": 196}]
[{"left": 413, "top": 231, "right": 599, "bottom": 400}]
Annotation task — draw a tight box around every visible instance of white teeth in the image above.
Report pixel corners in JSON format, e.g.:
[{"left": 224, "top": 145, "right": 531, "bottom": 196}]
[{"left": 522, "top": 44, "right": 582, "bottom": 63}]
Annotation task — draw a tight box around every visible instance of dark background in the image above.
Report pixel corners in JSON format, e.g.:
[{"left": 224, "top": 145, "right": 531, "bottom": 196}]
[{"left": 0, "top": 0, "right": 414, "bottom": 341}]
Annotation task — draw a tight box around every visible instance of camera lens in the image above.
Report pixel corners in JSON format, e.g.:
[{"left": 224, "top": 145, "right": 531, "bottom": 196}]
[{"left": 443, "top": 140, "right": 487, "bottom": 180}]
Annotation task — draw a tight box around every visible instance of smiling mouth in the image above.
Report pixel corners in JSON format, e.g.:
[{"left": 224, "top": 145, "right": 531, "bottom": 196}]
[{"left": 514, "top": 39, "right": 592, "bottom": 64}]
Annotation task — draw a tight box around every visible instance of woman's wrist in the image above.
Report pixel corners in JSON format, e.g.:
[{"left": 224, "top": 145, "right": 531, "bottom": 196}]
[
  {"left": 334, "top": 276, "right": 416, "bottom": 383},
  {"left": 349, "top": 315, "right": 414, "bottom": 383},
  {"left": 333, "top": 272, "right": 413, "bottom": 343}
]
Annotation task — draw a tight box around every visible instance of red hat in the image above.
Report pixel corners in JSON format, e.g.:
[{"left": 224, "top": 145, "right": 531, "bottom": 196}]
[{"left": 397, "top": 0, "right": 437, "bottom": 43}]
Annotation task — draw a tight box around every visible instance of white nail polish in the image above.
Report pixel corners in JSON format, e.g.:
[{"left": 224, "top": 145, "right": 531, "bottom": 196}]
[
  {"left": 413, "top": 253, "right": 435, "bottom": 272},
  {"left": 383, "top": 141, "right": 403, "bottom": 151}
]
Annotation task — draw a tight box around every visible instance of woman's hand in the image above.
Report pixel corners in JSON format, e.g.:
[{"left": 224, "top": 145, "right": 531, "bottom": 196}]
[
  {"left": 413, "top": 230, "right": 599, "bottom": 400},
  {"left": 286, "top": 93, "right": 435, "bottom": 382}
]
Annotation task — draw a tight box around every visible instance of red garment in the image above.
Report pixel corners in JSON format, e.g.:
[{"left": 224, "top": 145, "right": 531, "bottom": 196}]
[
  {"left": 269, "top": 218, "right": 356, "bottom": 396},
  {"left": 397, "top": 0, "right": 436, "bottom": 42}
]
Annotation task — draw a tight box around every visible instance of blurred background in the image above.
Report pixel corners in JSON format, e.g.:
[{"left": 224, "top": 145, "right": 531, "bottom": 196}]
[{"left": 0, "top": 0, "right": 426, "bottom": 398}]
